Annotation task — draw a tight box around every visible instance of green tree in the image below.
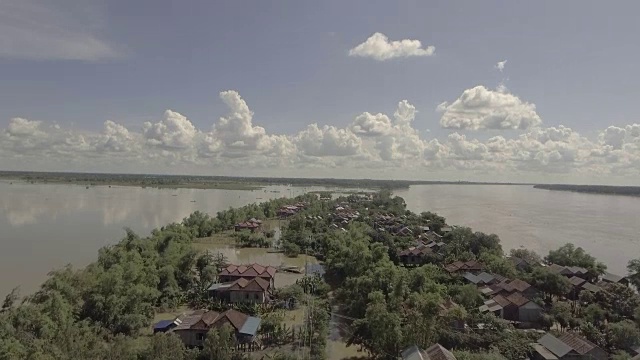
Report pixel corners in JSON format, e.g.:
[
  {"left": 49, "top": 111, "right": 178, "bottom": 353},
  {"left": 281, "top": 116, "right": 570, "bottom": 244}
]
[
  {"left": 528, "top": 267, "right": 572, "bottom": 303},
  {"left": 545, "top": 243, "right": 606, "bottom": 281},
  {"left": 352, "top": 291, "right": 402, "bottom": 360},
  {"left": 608, "top": 320, "right": 640, "bottom": 353},
  {"left": 580, "top": 322, "right": 606, "bottom": 348},
  {"left": 551, "top": 301, "right": 573, "bottom": 331},
  {"left": 1, "top": 287, "right": 19, "bottom": 313},
  {"left": 141, "top": 333, "right": 188, "bottom": 360},
  {"left": 509, "top": 248, "right": 542, "bottom": 267},
  {"left": 582, "top": 303, "right": 607, "bottom": 326},
  {"left": 628, "top": 258, "right": 640, "bottom": 289},
  {"left": 202, "top": 325, "right": 235, "bottom": 360}
]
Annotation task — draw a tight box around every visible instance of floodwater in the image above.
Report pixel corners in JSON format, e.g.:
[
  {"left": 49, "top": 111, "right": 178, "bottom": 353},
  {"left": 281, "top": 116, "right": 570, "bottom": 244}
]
[
  {"left": 396, "top": 185, "right": 640, "bottom": 275},
  {"left": 2, "top": 182, "right": 639, "bottom": 295},
  {"left": 193, "top": 243, "right": 317, "bottom": 288},
  {"left": 0, "top": 181, "right": 362, "bottom": 295}
]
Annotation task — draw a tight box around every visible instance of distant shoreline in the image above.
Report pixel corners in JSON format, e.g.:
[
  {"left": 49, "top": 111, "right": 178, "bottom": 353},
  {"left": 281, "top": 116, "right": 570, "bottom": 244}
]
[
  {"left": 533, "top": 184, "right": 640, "bottom": 197},
  {"left": 0, "top": 170, "right": 535, "bottom": 191}
]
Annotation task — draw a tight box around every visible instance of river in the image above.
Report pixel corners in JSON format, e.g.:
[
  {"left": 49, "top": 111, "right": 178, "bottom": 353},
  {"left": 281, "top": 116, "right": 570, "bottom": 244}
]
[
  {"left": 396, "top": 185, "right": 640, "bottom": 275},
  {"left": 1, "top": 182, "right": 639, "bottom": 296}
]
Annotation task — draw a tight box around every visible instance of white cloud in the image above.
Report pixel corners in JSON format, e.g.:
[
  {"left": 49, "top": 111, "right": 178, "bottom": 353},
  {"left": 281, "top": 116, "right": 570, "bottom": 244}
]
[
  {"left": 295, "top": 124, "right": 362, "bottom": 157},
  {"left": 350, "top": 112, "right": 392, "bottom": 136},
  {"left": 143, "top": 110, "right": 197, "bottom": 149},
  {"left": 438, "top": 85, "right": 542, "bottom": 130},
  {"left": 6, "top": 118, "right": 43, "bottom": 137},
  {"left": 2, "top": 89, "right": 640, "bottom": 182},
  {"left": 348, "top": 32, "right": 435, "bottom": 61},
  {"left": 0, "top": 0, "right": 121, "bottom": 61},
  {"left": 495, "top": 60, "right": 507, "bottom": 72},
  {"left": 98, "top": 120, "right": 139, "bottom": 153}
]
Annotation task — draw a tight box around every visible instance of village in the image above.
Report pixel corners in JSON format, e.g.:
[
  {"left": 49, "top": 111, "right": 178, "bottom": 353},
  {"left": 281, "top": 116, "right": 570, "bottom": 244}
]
[{"left": 142, "top": 191, "right": 640, "bottom": 360}]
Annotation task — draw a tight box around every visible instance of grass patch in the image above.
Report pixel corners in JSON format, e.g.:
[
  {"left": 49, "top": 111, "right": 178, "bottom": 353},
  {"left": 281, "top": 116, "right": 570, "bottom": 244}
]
[{"left": 193, "top": 232, "right": 237, "bottom": 245}]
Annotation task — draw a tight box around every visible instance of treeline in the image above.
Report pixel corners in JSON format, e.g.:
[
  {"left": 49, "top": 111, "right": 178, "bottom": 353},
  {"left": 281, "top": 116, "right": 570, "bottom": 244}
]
[
  {"left": 534, "top": 184, "right": 640, "bottom": 196},
  {"left": 1, "top": 170, "right": 534, "bottom": 190},
  {"left": 0, "top": 195, "right": 315, "bottom": 360}
]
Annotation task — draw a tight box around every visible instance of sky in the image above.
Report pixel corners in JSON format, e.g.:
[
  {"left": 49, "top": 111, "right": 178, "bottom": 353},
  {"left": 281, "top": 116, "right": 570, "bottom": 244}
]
[{"left": 1, "top": 0, "right": 639, "bottom": 184}]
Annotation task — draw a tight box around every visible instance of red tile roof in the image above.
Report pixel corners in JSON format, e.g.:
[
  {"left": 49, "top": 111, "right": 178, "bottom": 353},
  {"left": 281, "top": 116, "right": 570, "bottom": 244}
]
[
  {"left": 220, "top": 264, "right": 277, "bottom": 279},
  {"left": 175, "top": 309, "right": 250, "bottom": 332}
]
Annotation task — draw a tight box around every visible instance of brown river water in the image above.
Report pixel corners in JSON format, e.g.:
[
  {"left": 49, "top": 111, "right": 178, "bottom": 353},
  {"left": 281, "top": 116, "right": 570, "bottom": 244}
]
[
  {"left": 1, "top": 182, "right": 639, "bottom": 295},
  {"left": 2, "top": 181, "right": 638, "bottom": 359}
]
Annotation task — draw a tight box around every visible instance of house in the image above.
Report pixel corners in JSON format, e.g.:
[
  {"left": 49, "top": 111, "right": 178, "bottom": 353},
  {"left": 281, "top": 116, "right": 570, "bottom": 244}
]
[
  {"left": 169, "top": 309, "right": 261, "bottom": 349},
  {"left": 600, "top": 272, "right": 628, "bottom": 285},
  {"left": 580, "top": 282, "right": 602, "bottom": 294},
  {"left": 218, "top": 264, "right": 277, "bottom": 288},
  {"left": 444, "top": 260, "right": 484, "bottom": 274},
  {"left": 533, "top": 332, "right": 607, "bottom": 360},
  {"left": 208, "top": 277, "right": 272, "bottom": 304},
  {"left": 462, "top": 272, "right": 507, "bottom": 286},
  {"left": 509, "top": 256, "right": 540, "bottom": 271},
  {"left": 479, "top": 294, "right": 510, "bottom": 318},
  {"left": 548, "top": 264, "right": 588, "bottom": 278},
  {"left": 153, "top": 319, "right": 178, "bottom": 333},
  {"left": 480, "top": 292, "right": 543, "bottom": 323},
  {"left": 234, "top": 218, "right": 262, "bottom": 232},
  {"left": 505, "top": 292, "right": 543, "bottom": 323},
  {"left": 439, "top": 299, "right": 466, "bottom": 330},
  {"left": 401, "top": 343, "right": 457, "bottom": 360},
  {"left": 479, "top": 278, "right": 537, "bottom": 300},
  {"left": 398, "top": 244, "right": 433, "bottom": 266}
]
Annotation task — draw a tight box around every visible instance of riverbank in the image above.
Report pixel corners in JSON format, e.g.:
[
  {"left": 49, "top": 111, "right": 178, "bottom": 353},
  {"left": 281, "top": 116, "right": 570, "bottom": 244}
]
[
  {"left": 534, "top": 183, "right": 640, "bottom": 197},
  {"left": 0, "top": 170, "right": 538, "bottom": 191}
]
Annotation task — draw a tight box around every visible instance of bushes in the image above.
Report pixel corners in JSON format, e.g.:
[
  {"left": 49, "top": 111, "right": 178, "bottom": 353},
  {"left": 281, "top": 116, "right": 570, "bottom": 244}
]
[
  {"left": 234, "top": 232, "right": 270, "bottom": 248},
  {"left": 282, "top": 242, "right": 301, "bottom": 257}
]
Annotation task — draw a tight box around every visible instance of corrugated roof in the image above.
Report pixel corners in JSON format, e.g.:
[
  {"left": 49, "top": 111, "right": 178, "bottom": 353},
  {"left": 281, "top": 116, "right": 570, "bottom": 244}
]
[
  {"left": 424, "top": 343, "right": 457, "bottom": 360},
  {"left": 532, "top": 343, "right": 559, "bottom": 360},
  {"left": 558, "top": 332, "right": 596, "bottom": 355},
  {"left": 568, "top": 276, "right": 586, "bottom": 286},
  {"left": 492, "top": 295, "right": 511, "bottom": 308},
  {"left": 538, "top": 333, "right": 572, "bottom": 358},
  {"left": 238, "top": 316, "right": 261, "bottom": 336},
  {"left": 401, "top": 345, "right": 427, "bottom": 360},
  {"left": 602, "top": 272, "right": 624, "bottom": 283},
  {"left": 463, "top": 272, "right": 481, "bottom": 284},
  {"left": 506, "top": 292, "right": 529, "bottom": 307},
  {"left": 477, "top": 272, "right": 496, "bottom": 284},
  {"left": 581, "top": 282, "right": 602, "bottom": 293},
  {"left": 153, "top": 320, "right": 174, "bottom": 330}
]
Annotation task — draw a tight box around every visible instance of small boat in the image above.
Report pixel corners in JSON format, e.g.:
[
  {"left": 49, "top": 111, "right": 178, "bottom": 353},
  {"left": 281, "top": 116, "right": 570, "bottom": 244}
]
[
  {"left": 190, "top": 200, "right": 196, "bottom": 203},
  {"left": 277, "top": 264, "right": 304, "bottom": 274}
]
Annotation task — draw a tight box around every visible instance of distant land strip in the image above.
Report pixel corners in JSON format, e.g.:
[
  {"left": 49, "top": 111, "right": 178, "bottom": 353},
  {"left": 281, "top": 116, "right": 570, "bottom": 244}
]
[
  {"left": 534, "top": 184, "right": 640, "bottom": 196},
  {"left": 0, "top": 170, "right": 535, "bottom": 190}
]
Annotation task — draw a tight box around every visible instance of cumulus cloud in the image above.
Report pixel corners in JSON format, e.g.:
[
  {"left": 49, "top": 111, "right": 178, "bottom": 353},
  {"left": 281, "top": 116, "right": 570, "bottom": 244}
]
[
  {"left": 495, "top": 60, "right": 507, "bottom": 72},
  {"left": 438, "top": 86, "right": 542, "bottom": 130},
  {"left": 348, "top": 32, "right": 435, "bottom": 61},
  {"left": 295, "top": 124, "right": 362, "bottom": 157},
  {"left": 350, "top": 113, "right": 392, "bottom": 136},
  {"left": 98, "top": 121, "right": 139, "bottom": 153},
  {"left": 143, "top": 110, "right": 197, "bottom": 149},
  {"left": 2, "top": 89, "right": 640, "bottom": 181},
  {"left": 6, "top": 118, "right": 43, "bottom": 137}
]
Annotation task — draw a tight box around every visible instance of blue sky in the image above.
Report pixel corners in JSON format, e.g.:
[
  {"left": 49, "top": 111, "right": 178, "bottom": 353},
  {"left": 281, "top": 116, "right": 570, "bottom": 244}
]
[{"left": 1, "top": 0, "right": 639, "bottom": 183}]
